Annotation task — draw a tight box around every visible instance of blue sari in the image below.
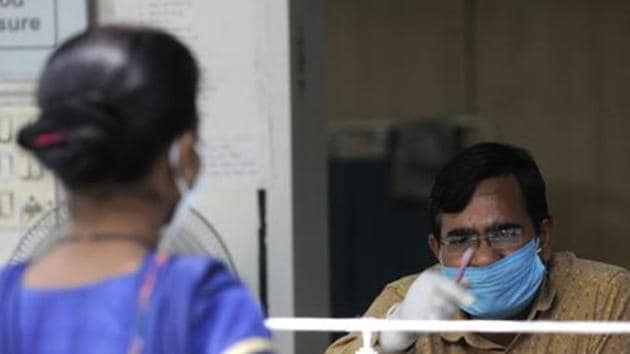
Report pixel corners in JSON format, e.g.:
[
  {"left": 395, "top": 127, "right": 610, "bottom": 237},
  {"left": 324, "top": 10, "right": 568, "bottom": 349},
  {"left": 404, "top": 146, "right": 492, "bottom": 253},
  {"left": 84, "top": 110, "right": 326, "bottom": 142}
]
[{"left": 0, "top": 254, "right": 272, "bottom": 354}]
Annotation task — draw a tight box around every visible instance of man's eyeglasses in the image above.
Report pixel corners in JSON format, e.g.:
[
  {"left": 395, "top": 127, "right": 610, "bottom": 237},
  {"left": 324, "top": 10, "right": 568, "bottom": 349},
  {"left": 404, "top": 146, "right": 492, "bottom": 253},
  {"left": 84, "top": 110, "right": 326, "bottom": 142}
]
[{"left": 440, "top": 226, "right": 525, "bottom": 255}]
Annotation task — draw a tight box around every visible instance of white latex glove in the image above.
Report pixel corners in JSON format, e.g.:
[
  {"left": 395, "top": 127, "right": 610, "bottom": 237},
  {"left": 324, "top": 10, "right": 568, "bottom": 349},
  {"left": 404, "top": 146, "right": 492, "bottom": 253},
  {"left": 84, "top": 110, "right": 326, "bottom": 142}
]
[{"left": 379, "top": 270, "right": 475, "bottom": 352}]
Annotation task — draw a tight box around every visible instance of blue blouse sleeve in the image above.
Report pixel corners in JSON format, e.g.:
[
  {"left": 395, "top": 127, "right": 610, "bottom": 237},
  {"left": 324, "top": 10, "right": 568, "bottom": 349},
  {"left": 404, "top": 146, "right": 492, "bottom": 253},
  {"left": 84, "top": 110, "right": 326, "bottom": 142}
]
[{"left": 187, "top": 260, "right": 273, "bottom": 354}]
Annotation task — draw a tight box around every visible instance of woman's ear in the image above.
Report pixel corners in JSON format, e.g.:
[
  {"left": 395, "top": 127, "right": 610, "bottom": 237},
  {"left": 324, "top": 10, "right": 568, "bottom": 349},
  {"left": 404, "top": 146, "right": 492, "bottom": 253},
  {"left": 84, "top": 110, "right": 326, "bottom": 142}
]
[
  {"left": 538, "top": 217, "right": 553, "bottom": 263},
  {"left": 177, "top": 131, "right": 200, "bottom": 188}
]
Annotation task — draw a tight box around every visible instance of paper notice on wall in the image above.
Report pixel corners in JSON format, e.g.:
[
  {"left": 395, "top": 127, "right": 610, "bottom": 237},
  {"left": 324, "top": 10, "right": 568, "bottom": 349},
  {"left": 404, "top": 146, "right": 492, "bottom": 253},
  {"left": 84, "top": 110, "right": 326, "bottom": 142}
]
[{"left": 104, "top": 0, "right": 273, "bottom": 188}]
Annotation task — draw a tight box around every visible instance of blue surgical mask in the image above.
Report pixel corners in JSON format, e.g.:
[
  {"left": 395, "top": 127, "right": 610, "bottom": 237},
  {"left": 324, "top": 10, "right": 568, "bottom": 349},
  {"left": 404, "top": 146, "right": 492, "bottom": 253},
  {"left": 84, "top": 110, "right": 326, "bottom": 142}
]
[{"left": 441, "top": 238, "right": 546, "bottom": 319}]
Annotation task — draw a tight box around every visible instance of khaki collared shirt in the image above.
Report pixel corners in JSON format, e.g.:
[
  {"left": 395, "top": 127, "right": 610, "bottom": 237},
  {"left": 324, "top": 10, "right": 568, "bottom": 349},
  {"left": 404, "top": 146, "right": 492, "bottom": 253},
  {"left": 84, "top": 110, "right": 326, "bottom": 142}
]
[{"left": 325, "top": 252, "right": 630, "bottom": 353}]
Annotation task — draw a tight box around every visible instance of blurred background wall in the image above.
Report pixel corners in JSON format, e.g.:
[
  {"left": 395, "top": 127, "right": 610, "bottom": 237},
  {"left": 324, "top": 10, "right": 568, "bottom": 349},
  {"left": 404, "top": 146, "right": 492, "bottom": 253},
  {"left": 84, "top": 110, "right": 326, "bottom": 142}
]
[
  {"left": 326, "top": 0, "right": 630, "bottom": 268},
  {"left": 326, "top": 0, "right": 630, "bottom": 334}
]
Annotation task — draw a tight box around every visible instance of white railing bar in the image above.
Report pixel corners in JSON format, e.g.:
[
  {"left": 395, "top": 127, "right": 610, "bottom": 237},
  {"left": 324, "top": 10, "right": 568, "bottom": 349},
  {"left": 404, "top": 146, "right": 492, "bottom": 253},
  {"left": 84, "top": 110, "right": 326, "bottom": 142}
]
[{"left": 265, "top": 318, "right": 630, "bottom": 334}]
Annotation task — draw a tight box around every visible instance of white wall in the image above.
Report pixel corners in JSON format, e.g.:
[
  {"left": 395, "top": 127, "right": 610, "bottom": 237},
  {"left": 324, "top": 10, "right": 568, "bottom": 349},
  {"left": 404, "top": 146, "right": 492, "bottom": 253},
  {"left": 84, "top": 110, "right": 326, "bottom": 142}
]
[{"left": 265, "top": 0, "right": 297, "bottom": 352}]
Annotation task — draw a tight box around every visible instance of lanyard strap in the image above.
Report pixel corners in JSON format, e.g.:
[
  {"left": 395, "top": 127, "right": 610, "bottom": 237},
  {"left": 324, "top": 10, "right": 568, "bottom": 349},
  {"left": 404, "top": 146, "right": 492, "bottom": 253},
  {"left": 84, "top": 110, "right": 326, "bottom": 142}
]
[{"left": 127, "top": 252, "right": 170, "bottom": 354}]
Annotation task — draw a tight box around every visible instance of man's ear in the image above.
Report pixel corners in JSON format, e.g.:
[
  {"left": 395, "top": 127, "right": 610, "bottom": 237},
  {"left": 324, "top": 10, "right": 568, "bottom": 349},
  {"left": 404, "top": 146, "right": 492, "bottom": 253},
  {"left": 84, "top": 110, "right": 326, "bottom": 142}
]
[
  {"left": 428, "top": 234, "right": 441, "bottom": 263},
  {"left": 538, "top": 217, "right": 553, "bottom": 263}
]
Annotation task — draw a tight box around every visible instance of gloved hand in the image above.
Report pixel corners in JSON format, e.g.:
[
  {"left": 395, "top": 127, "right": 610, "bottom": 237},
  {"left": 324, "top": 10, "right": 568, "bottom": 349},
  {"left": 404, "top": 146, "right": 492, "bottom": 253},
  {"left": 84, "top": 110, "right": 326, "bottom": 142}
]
[{"left": 379, "top": 270, "right": 475, "bottom": 352}]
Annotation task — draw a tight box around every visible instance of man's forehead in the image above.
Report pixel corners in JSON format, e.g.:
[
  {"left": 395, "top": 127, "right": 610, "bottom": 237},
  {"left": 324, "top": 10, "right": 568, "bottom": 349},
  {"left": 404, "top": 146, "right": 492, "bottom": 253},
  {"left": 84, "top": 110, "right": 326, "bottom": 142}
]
[{"left": 440, "top": 176, "right": 529, "bottom": 233}]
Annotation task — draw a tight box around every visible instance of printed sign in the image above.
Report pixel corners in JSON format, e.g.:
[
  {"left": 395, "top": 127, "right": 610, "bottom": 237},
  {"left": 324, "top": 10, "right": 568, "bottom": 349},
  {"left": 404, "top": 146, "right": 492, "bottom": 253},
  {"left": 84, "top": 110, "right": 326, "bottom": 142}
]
[
  {"left": 0, "top": 0, "right": 56, "bottom": 48},
  {"left": 0, "top": 0, "right": 87, "bottom": 80}
]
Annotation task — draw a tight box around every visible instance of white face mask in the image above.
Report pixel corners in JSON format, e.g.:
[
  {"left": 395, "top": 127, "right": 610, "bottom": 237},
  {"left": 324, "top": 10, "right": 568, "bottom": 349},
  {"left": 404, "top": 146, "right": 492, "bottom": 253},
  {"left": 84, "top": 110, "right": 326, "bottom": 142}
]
[{"left": 160, "top": 137, "right": 200, "bottom": 238}]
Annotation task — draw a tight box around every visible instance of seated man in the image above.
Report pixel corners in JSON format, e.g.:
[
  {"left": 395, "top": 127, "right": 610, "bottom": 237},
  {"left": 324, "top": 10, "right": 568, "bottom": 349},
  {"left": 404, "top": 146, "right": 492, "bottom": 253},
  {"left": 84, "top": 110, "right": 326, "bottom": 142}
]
[{"left": 326, "top": 142, "right": 630, "bottom": 353}]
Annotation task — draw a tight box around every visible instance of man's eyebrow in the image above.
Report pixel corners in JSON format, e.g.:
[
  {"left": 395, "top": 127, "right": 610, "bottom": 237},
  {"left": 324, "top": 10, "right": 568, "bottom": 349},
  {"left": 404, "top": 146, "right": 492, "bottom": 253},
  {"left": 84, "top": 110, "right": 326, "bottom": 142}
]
[
  {"left": 445, "top": 227, "right": 478, "bottom": 237},
  {"left": 485, "top": 222, "right": 524, "bottom": 233}
]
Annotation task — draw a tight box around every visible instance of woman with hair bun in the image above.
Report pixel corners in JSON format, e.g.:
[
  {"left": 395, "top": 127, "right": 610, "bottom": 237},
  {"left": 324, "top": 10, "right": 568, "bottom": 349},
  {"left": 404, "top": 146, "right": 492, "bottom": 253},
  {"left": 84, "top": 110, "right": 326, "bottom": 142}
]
[{"left": 0, "top": 26, "right": 273, "bottom": 354}]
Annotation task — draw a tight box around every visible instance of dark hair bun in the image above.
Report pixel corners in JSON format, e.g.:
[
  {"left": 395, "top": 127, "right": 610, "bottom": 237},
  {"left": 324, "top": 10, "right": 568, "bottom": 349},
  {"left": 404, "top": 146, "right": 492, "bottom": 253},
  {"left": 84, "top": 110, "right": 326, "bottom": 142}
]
[
  {"left": 18, "top": 101, "right": 121, "bottom": 186},
  {"left": 21, "top": 26, "right": 199, "bottom": 190}
]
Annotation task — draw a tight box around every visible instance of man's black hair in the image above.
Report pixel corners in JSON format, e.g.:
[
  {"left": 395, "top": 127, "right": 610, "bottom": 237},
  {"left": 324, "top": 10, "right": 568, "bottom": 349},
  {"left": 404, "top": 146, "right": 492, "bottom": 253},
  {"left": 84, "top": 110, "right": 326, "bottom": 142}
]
[{"left": 429, "top": 142, "right": 550, "bottom": 237}]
